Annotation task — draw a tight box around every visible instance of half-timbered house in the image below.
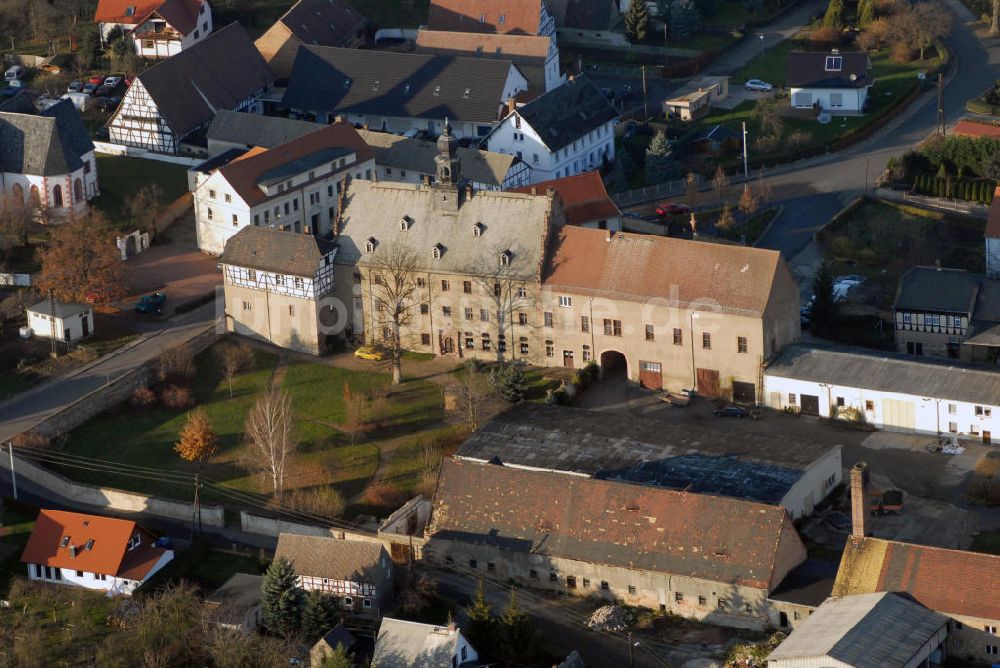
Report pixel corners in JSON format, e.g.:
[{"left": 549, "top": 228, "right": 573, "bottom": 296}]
[
  {"left": 220, "top": 226, "right": 338, "bottom": 355},
  {"left": 193, "top": 119, "right": 374, "bottom": 254},
  {"left": 108, "top": 22, "right": 273, "bottom": 154},
  {"left": 95, "top": 0, "right": 213, "bottom": 58},
  {"left": 274, "top": 533, "right": 393, "bottom": 618}
]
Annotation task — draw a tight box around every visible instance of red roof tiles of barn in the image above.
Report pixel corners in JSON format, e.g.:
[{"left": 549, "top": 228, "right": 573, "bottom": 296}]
[
  {"left": 512, "top": 171, "right": 619, "bottom": 227},
  {"left": 428, "top": 458, "right": 804, "bottom": 590}
]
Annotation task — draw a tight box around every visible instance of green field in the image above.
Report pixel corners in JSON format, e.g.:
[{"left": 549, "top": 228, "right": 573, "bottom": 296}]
[{"left": 93, "top": 155, "right": 190, "bottom": 226}]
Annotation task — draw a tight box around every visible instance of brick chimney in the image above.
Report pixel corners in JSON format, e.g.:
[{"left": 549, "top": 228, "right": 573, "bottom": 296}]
[
  {"left": 850, "top": 462, "right": 869, "bottom": 539},
  {"left": 506, "top": 97, "right": 516, "bottom": 116}
]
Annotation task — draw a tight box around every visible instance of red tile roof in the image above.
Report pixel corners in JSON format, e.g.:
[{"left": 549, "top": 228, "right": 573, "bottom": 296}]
[
  {"left": 20, "top": 510, "right": 167, "bottom": 580},
  {"left": 427, "top": 0, "right": 543, "bottom": 35},
  {"left": 217, "top": 121, "right": 373, "bottom": 206},
  {"left": 95, "top": 0, "right": 203, "bottom": 33},
  {"left": 834, "top": 536, "right": 1000, "bottom": 622},
  {"left": 544, "top": 226, "right": 787, "bottom": 316},
  {"left": 415, "top": 29, "right": 551, "bottom": 58},
  {"left": 986, "top": 185, "right": 1000, "bottom": 238},
  {"left": 511, "top": 171, "right": 620, "bottom": 227},
  {"left": 952, "top": 119, "right": 1000, "bottom": 140},
  {"left": 428, "top": 458, "right": 806, "bottom": 590}
]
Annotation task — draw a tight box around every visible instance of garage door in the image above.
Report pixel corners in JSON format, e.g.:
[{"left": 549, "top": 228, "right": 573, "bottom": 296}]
[
  {"left": 732, "top": 381, "right": 756, "bottom": 405},
  {"left": 882, "top": 398, "right": 915, "bottom": 430},
  {"left": 800, "top": 394, "right": 820, "bottom": 416},
  {"left": 638, "top": 361, "right": 663, "bottom": 390},
  {"left": 696, "top": 368, "right": 721, "bottom": 398}
]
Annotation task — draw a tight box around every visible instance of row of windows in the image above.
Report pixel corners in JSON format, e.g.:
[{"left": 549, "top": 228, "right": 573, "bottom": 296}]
[
  {"left": 787, "top": 393, "right": 994, "bottom": 420},
  {"left": 424, "top": 305, "right": 530, "bottom": 325},
  {"left": 30, "top": 564, "right": 112, "bottom": 583}
]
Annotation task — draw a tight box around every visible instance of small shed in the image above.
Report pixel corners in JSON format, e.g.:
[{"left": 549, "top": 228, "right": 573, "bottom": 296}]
[
  {"left": 26, "top": 300, "right": 93, "bottom": 342},
  {"left": 205, "top": 573, "right": 264, "bottom": 633},
  {"left": 693, "top": 124, "right": 741, "bottom": 156},
  {"left": 664, "top": 76, "right": 729, "bottom": 121}
]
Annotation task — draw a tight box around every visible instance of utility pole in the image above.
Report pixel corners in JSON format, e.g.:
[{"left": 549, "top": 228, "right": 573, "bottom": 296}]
[
  {"left": 741, "top": 121, "right": 749, "bottom": 179},
  {"left": 641, "top": 65, "right": 648, "bottom": 119},
  {"left": 48, "top": 289, "right": 57, "bottom": 359},
  {"left": 937, "top": 73, "right": 945, "bottom": 136},
  {"left": 864, "top": 158, "right": 870, "bottom": 195},
  {"left": 8, "top": 442, "right": 17, "bottom": 501},
  {"left": 191, "top": 473, "right": 202, "bottom": 538},
  {"left": 663, "top": 22, "right": 669, "bottom": 67},
  {"left": 628, "top": 631, "right": 634, "bottom": 668}
]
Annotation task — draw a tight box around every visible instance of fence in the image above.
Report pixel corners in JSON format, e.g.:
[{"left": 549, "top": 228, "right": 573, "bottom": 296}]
[
  {"left": 874, "top": 188, "right": 991, "bottom": 218},
  {"left": 93, "top": 142, "right": 204, "bottom": 167},
  {"left": 612, "top": 175, "right": 703, "bottom": 208}
]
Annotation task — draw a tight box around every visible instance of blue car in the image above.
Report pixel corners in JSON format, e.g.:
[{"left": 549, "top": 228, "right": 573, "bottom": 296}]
[{"left": 134, "top": 292, "right": 167, "bottom": 314}]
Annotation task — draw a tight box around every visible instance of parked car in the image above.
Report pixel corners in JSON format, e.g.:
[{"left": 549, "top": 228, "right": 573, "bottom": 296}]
[
  {"left": 88, "top": 74, "right": 106, "bottom": 85},
  {"left": 354, "top": 344, "right": 387, "bottom": 361},
  {"left": 0, "top": 86, "right": 19, "bottom": 98},
  {"left": 655, "top": 202, "right": 691, "bottom": 217},
  {"left": 103, "top": 75, "right": 123, "bottom": 88},
  {"left": 4, "top": 65, "right": 25, "bottom": 82},
  {"left": 744, "top": 79, "right": 773, "bottom": 92},
  {"left": 95, "top": 84, "right": 116, "bottom": 97},
  {"left": 714, "top": 404, "right": 748, "bottom": 418},
  {"left": 67, "top": 81, "right": 83, "bottom": 93},
  {"left": 82, "top": 82, "right": 98, "bottom": 95},
  {"left": 134, "top": 292, "right": 167, "bottom": 314}
]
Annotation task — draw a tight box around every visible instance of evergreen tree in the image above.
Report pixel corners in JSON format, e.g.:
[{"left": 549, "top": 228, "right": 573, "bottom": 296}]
[
  {"left": 261, "top": 558, "right": 304, "bottom": 637},
  {"left": 669, "top": 0, "right": 701, "bottom": 38},
  {"left": 301, "top": 591, "right": 336, "bottom": 643},
  {"left": 858, "top": 0, "right": 876, "bottom": 28},
  {"left": 822, "top": 0, "right": 844, "bottom": 28},
  {"left": 624, "top": 0, "right": 651, "bottom": 41},
  {"left": 464, "top": 581, "right": 497, "bottom": 660},
  {"left": 496, "top": 590, "right": 549, "bottom": 667},
  {"left": 811, "top": 262, "right": 837, "bottom": 337},
  {"left": 319, "top": 644, "right": 353, "bottom": 668},
  {"left": 644, "top": 130, "right": 675, "bottom": 185},
  {"left": 488, "top": 361, "right": 528, "bottom": 402}
]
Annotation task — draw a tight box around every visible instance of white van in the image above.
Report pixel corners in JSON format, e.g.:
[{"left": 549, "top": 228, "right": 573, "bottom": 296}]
[{"left": 4, "top": 65, "right": 25, "bottom": 82}]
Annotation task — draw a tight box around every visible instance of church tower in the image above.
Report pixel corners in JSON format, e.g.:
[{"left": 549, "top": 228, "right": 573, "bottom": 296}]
[{"left": 435, "top": 119, "right": 461, "bottom": 186}]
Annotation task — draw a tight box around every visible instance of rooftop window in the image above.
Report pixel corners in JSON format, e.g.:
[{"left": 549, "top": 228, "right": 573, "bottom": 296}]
[{"left": 825, "top": 55, "right": 843, "bottom": 71}]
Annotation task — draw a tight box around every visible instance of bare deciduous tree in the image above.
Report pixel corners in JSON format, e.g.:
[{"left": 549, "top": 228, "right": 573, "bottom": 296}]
[
  {"left": 244, "top": 385, "right": 297, "bottom": 500},
  {"left": 216, "top": 340, "right": 254, "bottom": 397},
  {"left": 474, "top": 249, "right": 536, "bottom": 363},
  {"left": 455, "top": 361, "right": 492, "bottom": 431},
  {"left": 368, "top": 242, "right": 420, "bottom": 384},
  {"left": 712, "top": 166, "right": 729, "bottom": 205}
]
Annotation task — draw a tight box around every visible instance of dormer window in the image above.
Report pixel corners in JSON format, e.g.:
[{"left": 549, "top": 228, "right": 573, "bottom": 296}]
[
  {"left": 60, "top": 536, "right": 70, "bottom": 547},
  {"left": 128, "top": 534, "right": 141, "bottom": 551},
  {"left": 479, "top": 13, "right": 486, "bottom": 21},
  {"left": 499, "top": 14, "right": 506, "bottom": 23},
  {"left": 125, "top": 5, "right": 135, "bottom": 16},
  {"left": 399, "top": 216, "right": 411, "bottom": 231},
  {"left": 825, "top": 55, "right": 843, "bottom": 71},
  {"left": 476, "top": 46, "right": 483, "bottom": 55},
  {"left": 365, "top": 237, "right": 377, "bottom": 253},
  {"left": 85, "top": 539, "right": 94, "bottom": 551},
  {"left": 472, "top": 222, "right": 485, "bottom": 237},
  {"left": 499, "top": 250, "right": 512, "bottom": 267},
  {"left": 403, "top": 83, "right": 411, "bottom": 94},
  {"left": 434, "top": 86, "right": 441, "bottom": 96},
  {"left": 432, "top": 244, "right": 444, "bottom": 260},
  {"left": 372, "top": 80, "right": 380, "bottom": 91},
  {"left": 463, "top": 88, "right": 471, "bottom": 98}
]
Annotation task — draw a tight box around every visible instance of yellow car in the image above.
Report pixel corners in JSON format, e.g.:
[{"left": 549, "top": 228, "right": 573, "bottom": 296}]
[{"left": 353, "top": 345, "right": 387, "bottom": 361}]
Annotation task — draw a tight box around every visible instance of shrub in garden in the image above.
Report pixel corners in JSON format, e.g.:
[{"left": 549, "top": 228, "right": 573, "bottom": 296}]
[
  {"left": 161, "top": 384, "right": 194, "bottom": 409},
  {"left": 362, "top": 478, "right": 408, "bottom": 509},
  {"left": 157, "top": 345, "right": 195, "bottom": 383},
  {"left": 130, "top": 385, "right": 157, "bottom": 408},
  {"left": 488, "top": 361, "right": 527, "bottom": 403}
]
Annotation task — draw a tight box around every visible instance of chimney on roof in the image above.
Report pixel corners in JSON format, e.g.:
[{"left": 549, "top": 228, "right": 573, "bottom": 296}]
[
  {"left": 69, "top": 546, "right": 77, "bottom": 558},
  {"left": 506, "top": 97, "right": 516, "bottom": 116},
  {"left": 850, "top": 462, "right": 869, "bottom": 539},
  {"left": 546, "top": 187, "right": 555, "bottom": 197},
  {"left": 334, "top": 115, "right": 345, "bottom": 124},
  {"left": 531, "top": 186, "right": 537, "bottom": 195}
]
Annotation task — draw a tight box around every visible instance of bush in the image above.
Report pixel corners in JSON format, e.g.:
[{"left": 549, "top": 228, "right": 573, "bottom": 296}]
[
  {"left": 284, "top": 486, "right": 346, "bottom": 519},
  {"left": 488, "top": 361, "right": 527, "bottom": 403},
  {"left": 967, "top": 476, "right": 1000, "bottom": 506},
  {"left": 362, "top": 479, "right": 408, "bottom": 509},
  {"left": 130, "top": 385, "right": 157, "bottom": 408},
  {"left": 829, "top": 235, "right": 855, "bottom": 258},
  {"left": 11, "top": 431, "right": 50, "bottom": 450},
  {"left": 157, "top": 345, "right": 195, "bottom": 383},
  {"left": 161, "top": 384, "right": 193, "bottom": 409}
]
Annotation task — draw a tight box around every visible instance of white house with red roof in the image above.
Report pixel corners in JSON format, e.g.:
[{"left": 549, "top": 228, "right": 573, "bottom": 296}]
[
  {"left": 20, "top": 510, "right": 174, "bottom": 595},
  {"left": 94, "top": 0, "right": 213, "bottom": 58}
]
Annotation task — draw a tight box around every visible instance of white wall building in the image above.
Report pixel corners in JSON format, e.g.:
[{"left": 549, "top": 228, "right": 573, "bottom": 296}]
[
  {"left": 372, "top": 618, "right": 479, "bottom": 668},
  {"left": 27, "top": 301, "right": 94, "bottom": 342},
  {"left": 486, "top": 75, "right": 617, "bottom": 183},
  {"left": 95, "top": 0, "right": 213, "bottom": 58},
  {"left": 21, "top": 509, "right": 174, "bottom": 596},
  {"left": 0, "top": 99, "right": 99, "bottom": 216},
  {"left": 787, "top": 50, "right": 872, "bottom": 114},
  {"left": 193, "top": 120, "right": 374, "bottom": 255},
  {"left": 765, "top": 345, "right": 1000, "bottom": 444}
]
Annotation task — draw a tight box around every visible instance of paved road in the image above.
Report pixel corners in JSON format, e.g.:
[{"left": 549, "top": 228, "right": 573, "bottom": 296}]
[
  {"left": 0, "top": 299, "right": 219, "bottom": 443},
  {"left": 756, "top": 4, "right": 997, "bottom": 258}
]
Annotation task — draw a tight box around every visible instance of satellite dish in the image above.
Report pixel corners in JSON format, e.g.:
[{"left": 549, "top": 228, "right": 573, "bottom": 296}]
[{"left": 849, "top": 73, "right": 857, "bottom": 81}]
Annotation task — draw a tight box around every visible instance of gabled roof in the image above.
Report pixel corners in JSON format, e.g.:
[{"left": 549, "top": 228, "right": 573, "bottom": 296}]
[
  {"left": 357, "top": 129, "right": 519, "bottom": 188},
  {"left": 544, "top": 226, "right": 787, "bottom": 317},
  {"left": 132, "top": 22, "right": 274, "bottom": 139},
  {"left": 697, "top": 124, "right": 740, "bottom": 143},
  {"left": 766, "top": 592, "right": 948, "bottom": 667},
  {"left": 511, "top": 171, "right": 619, "bottom": 226},
  {"left": 545, "top": 0, "right": 618, "bottom": 30},
  {"left": 28, "top": 300, "right": 91, "bottom": 319},
  {"left": 894, "top": 265, "right": 980, "bottom": 314},
  {"left": 95, "top": 0, "right": 204, "bottom": 33},
  {"left": 274, "top": 534, "right": 389, "bottom": 582},
  {"left": 373, "top": 618, "right": 466, "bottom": 668},
  {"left": 455, "top": 403, "right": 837, "bottom": 505},
  {"left": 282, "top": 45, "right": 521, "bottom": 124},
  {"left": 20, "top": 509, "right": 167, "bottom": 580},
  {"left": 987, "top": 185, "right": 1000, "bottom": 238},
  {"left": 501, "top": 75, "right": 617, "bottom": 152},
  {"left": 207, "top": 110, "right": 323, "bottom": 150},
  {"left": 215, "top": 120, "right": 372, "bottom": 206},
  {"left": 953, "top": 118, "right": 1000, "bottom": 140},
  {"left": 427, "top": 0, "right": 544, "bottom": 35},
  {"left": 833, "top": 536, "right": 1000, "bottom": 623},
  {"left": 335, "top": 180, "right": 558, "bottom": 280},
  {"left": 220, "top": 226, "right": 336, "bottom": 277},
  {"left": 0, "top": 100, "right": 93, "bottom": 176},
  {"left": 273, "top": 0, "right": 366, "bottom": 47},
  {"left": 786, "top": 50, "right": 871, "bottom": 89},
  {"left": 414, "top": 29, "right": 552, "bottom": 97},
  {"left": 428, "top": 458, "right": 806, "bottom": 590},
  {"left": 766, "top": 344, "right": 1000, "bottom": 407}
]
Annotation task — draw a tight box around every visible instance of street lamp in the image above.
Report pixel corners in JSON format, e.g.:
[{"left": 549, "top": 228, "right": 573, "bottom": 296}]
[
  {"left": 758, "top": 34, "right": 765, "bottom": 58},
  {"left": 627, "top": 632, "right": 640, "bottom": 667}
]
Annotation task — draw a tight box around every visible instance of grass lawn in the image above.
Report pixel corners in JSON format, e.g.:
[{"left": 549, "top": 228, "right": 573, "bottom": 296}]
[
  {"left": 971, "top": 530, "right": 1000, "bottom": 555},
  {"left": 142, "top": 543, "right": 266, "bottom": 594},
  {"left": 57, "top": 341, "right": 445, "bottom": 514},
  {"left": 714, "top": 206, "right": 778, "bottom": 244},
  {"left": 818, "top": 198, "right": 984, "bottom": 308},
  {"left": 93, "top": 155, "right": 190, "bottom": 227}
]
